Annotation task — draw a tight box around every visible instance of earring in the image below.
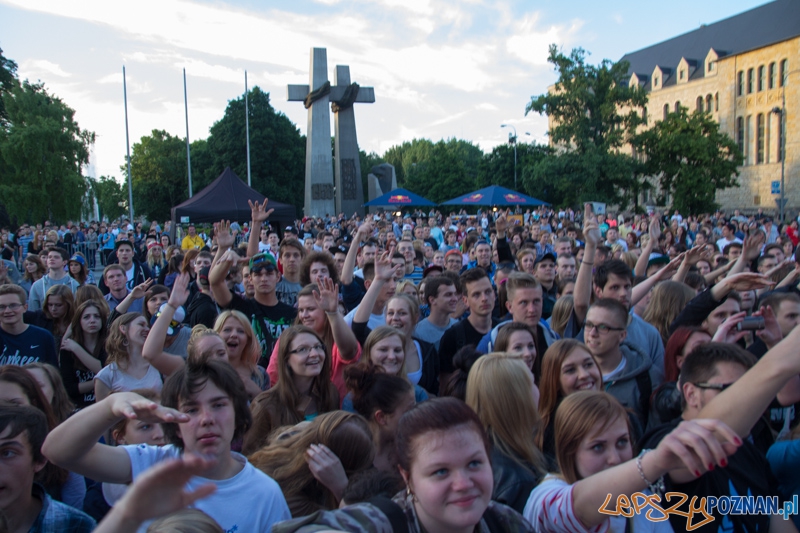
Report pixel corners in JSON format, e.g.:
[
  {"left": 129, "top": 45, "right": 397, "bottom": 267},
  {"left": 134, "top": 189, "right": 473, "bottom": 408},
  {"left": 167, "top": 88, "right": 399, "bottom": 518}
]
[{"left": 406, "top": 486, "right": 416, "bottom": 502}]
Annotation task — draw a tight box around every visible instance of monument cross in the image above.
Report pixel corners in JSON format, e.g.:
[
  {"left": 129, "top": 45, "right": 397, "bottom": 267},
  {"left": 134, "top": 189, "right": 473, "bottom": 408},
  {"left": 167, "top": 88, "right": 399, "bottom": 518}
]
[{"left": 288, "top": 48, "right": 375, "bottom": 218}]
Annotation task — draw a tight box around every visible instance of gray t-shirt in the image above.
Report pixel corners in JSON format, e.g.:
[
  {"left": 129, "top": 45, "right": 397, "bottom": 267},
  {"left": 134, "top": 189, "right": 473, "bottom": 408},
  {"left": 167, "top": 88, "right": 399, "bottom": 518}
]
[
  {"left": 164, "top": 326, "right": 192, "bottom": 358},
  {"left": 414, "top": 317, "right": 457, "bottom": 350},
  {"left": 275, "top": 278, "right": 302, "bottom": 307}
]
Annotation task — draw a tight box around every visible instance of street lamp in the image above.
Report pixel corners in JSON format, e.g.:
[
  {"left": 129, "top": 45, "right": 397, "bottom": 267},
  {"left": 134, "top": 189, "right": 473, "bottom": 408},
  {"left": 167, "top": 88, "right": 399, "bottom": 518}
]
[
  {"left": 772, "top": 69, "right": 800, "bottom": 223},
  {"left": 501, "top": 124, "right": 517, "bottom": 189}
]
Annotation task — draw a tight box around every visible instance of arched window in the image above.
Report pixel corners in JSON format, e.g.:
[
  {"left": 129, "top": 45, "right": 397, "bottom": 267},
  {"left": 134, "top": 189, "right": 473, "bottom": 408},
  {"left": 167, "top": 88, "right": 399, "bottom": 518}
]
[
  {"left": 769, "top": 62, "right": 777, "bottom": 89},
  {"left": 714, "top": 93, "right": 719, "bottom": 112},
  {"left": 758, "top": 65, "right": 765, "bottom": 91},
  {"left": 663, "top": 103, "right": 669, "bottom": 120},
  {"left": 696, "top": 96, "right": 704, "bottom": 112},
  {"left": 756, "top": 113, "right": 765, "bottom": 164},
  {"left": 777, "top": 113, "right": 784, "bottom": 162},
  {"left": 642, "top": 106, "right": 648, "bottom": 125},
  {"left": 737, "top": 71, "right": 744, "bottom": 96},
  {"left": 706, "top": 94, "right": 713, "bottom": 113},
  {"left": 747, "top": 68, "right": 754, "bottom": 93},
  {"left": 674, "top": 101, "right": 681, "bottom": 113}
]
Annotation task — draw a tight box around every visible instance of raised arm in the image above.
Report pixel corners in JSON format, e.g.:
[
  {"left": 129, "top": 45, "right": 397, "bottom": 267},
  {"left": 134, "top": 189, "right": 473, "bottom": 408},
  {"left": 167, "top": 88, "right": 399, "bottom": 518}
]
[
  {"left": 574, "top": 204, "right": 601, "bottom": 324},
  {"left": 353, "top": 251, "right": 398, "bottom": 325},
  {"left": 315, "top": 277, "right": 359, "bottom": 361},
  {"left": 213, "top": 220, "right": 236, "bottom": 268},
  {"left": 341, "top": 221, "right": 372, "bottom": 286},
  {"left": 634, "top": 216, "right": 660, "bottom": 277},
  {"left": 142, "top": 272, "right": 190, "bottom": 376},
  {"left": 209, "top": 249, "right": 241, "bottom": 308},
  {"left": 631, "top": 253, "right": 684, "bottom": 306},
  {"left": 42, "top": 392, "right": 188, "bottom": 484},
  {"left": 569, "top": 419, "right": 739, "bottom": 528},
  {"left": 246, "top": 199, "right": 274, "bottom": 259},
  {"left": 116, "top": 279, "right": 154, "bottom": 315}
]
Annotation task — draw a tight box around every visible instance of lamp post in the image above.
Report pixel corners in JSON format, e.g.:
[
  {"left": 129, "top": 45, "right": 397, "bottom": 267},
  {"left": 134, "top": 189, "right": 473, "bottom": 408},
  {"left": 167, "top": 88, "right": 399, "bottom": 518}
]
[
  {"left": 772, "top": 69, "right": 800, "bottom": 222},
  {"left": 501, "top": 124, "right": 517, "bottom": 189}
]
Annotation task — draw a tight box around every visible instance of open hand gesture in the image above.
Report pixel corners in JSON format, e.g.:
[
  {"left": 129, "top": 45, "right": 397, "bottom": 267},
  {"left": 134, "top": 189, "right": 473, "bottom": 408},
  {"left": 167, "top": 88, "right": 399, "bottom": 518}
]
[
  {"left": 306, "top": 443, "right": 348, "bottom": 502},
  {"left": 130, "top": 279, "right": 154, "bottom": 300},
  {"left": 108, "top": 392, "right": 189, "bottom": 424},
  {"left": 215, "top": 220, "right": 235, "bottom": 250},
  {"left": 375, "top": 251, "right": 400, "bottom": 282},
  {"left": 314, "top": 276, "right": 340, "bottom": 314},
  {"left": 583, "top": 204, "right": 602, "bottom": 246},
  {"left": 168, "top": 272, "right": 191, "bottom": 308},
  {"left": 650, "top": 419, "right": 740, "bottom": 478},
  {"left": 249, "top": 199, "right": 274, "bottom": 224}
]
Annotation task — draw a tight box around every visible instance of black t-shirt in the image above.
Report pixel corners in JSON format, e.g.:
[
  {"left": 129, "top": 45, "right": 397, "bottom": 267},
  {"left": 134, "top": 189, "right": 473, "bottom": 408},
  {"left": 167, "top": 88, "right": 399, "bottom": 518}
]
[
  {"left": 438, "top": 318, "right": 496, "bottom": 375},
  {"left": 225, "top": 292, "right": 296, "bottom": 367},
  {"left": 641, "top": 419, "right": 780, "bottom": 533}
]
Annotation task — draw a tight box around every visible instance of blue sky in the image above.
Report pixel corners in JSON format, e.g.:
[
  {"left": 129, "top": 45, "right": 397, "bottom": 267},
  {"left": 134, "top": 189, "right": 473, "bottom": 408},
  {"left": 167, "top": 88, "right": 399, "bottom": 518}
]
[{"left": 0, "top": 0, "right": 766, "bottom": 183}]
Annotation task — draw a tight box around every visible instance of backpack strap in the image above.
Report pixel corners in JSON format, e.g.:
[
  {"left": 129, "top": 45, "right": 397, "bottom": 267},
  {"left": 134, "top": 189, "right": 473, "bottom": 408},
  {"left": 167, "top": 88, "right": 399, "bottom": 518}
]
[{"left": 369, "top": 496, "right": 409, "bottom": 533}]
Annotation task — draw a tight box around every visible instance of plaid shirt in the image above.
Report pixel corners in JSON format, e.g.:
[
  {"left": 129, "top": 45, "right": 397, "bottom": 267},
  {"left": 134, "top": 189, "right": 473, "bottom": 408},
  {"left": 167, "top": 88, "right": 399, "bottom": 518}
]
[{"left": 30, "top": 484, "right": 96, "bottom": 533}]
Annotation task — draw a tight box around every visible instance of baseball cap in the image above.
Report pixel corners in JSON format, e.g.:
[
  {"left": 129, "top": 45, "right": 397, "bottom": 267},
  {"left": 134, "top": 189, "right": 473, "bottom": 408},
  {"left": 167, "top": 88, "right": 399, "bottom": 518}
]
[
  {"left": 68, "top": 255, "right": 85, "bottom": 266},
  {"left": 249, "top": 253, "right": 278, "bottom": 273},
  {"left": 423, "top": 265, "right": 444, "bottom": 277},
  {"left": 284, "top": 226, "right": 298, "bottom": 235},
  {"left": 534, "top": 252, "right": 557, "bottom": 265}
]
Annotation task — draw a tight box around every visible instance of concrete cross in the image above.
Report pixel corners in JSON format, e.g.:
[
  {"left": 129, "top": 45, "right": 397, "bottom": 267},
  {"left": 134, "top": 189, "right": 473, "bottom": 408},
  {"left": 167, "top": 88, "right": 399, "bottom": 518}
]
[{"left": 288, "top": 48, "right": 375, "bottom": 217}]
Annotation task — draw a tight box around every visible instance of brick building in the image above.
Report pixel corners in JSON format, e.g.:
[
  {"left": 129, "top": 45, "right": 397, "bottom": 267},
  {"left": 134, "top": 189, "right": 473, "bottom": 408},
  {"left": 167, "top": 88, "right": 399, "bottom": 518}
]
[{"left": 619, "top": 0, "right": 799, "bottom": 213}]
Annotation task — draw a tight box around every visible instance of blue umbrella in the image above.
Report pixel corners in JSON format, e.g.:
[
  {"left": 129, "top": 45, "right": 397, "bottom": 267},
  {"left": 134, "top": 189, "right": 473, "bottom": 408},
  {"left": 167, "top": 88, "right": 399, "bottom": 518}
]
[
  {"left": 363, "top": 188, "right": 435, "bottom": 207},
  {"left": 442, "top": 185, "right": 548, "bottom": 206}
]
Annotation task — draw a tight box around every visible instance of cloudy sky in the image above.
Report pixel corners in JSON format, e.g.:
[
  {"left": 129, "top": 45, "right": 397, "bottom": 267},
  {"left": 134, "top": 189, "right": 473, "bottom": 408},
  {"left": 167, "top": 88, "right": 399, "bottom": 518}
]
[{"left": 1, "top": 0, "right": 764, "bottom": 183}]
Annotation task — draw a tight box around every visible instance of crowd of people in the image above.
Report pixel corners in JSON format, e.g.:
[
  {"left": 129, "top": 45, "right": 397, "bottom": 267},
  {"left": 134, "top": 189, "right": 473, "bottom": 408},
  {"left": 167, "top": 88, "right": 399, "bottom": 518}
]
[{"left": 1, "top": 200, "right": 799, "bottom": 532}]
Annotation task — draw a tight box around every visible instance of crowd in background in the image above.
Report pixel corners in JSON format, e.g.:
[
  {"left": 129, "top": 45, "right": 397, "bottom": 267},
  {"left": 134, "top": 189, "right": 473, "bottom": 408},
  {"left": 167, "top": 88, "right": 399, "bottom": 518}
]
[{"left": 1, "top": 200, "right": 800, "bottom": 532}]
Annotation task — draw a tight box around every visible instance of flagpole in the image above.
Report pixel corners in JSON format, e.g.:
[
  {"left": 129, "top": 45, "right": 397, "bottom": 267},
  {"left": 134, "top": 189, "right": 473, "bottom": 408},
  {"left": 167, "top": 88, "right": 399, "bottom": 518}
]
[
  {"left": 245, "top": 70, "right": 251, "bottom": 187},
  {"left": 184, "top": 68, "right": 193, "bottom": 197},
  {"left": 123, "top": 66, "right": 134, "bottom": 221}
]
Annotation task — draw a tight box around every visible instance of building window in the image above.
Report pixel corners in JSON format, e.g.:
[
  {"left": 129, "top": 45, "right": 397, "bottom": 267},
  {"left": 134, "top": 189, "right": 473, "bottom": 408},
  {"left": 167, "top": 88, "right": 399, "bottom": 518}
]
[
  {"left": 663, "top": 103, "right": 669, "bottom": 120},
  {"left": 746, "top": 115, "right": 752, "bottom": 164},
  {"left": 780, "top": 59, "right": 788, "bottom": 87},
  {"left": 737, "top": 117, "right": 744, "bottom": 155},
  {"left": 680, "top": 69, "right": 686, "bottom": 80},
  {"left": 674, "top": 101, "right": 681, "bottom": 113},
  {"left": 715, "top": 93, "right": 719, "bottom": 111},
  {"left": 758, "top": 66, "right": 765, "bottom": 91},
  {"left": 706, "top": 94, "right": 713, "bottom": 113},
  {"left": 757, "top": 113, "right": 764, "bottom": 164},
  {"left": 708, "top": 61, "right": 715, "bottom": 72},
  {"left": 747, "top": 68, "right": 754, "bottom": 93},
  {"left": 696, "top": 96, "right": 703, "bottom": 112},
  {"left": 642, "top": 106, "right": 648, "bottom": 125},
  {"left": 766, "top": 113, "right": 771, "bottom": 164},
  {"left": 754, "top": 195, "right": 761, "bottom": 206},
  {"left": 737, "top": 71, "right": 744, "bottom": 95},
  {"left": 653, "top": 76, "right": 659, "bottom": 88},
  {"left": 778, "top": 113, "right": 784, "bottom": 162},
  {"left": 769, "top": 62, "right": 777, "bottom": 89}
]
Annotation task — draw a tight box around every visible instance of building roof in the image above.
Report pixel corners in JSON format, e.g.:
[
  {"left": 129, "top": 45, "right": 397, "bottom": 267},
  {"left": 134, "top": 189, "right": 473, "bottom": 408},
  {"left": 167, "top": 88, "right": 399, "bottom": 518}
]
[{"left": 620, "top": 0, "right": 800, "bottom": 87}]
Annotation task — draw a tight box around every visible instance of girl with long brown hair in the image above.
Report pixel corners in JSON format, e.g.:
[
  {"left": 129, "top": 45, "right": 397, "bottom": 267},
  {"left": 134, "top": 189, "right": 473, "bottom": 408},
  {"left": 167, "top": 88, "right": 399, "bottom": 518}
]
[{"left": 60, "top": 300, "right": 109, "bottom": 408}]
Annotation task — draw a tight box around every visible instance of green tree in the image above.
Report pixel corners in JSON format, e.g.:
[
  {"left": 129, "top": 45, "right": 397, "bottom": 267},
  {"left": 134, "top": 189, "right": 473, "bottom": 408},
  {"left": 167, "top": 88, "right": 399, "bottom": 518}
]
[
  {"left": 0, "top": 47, "right": 19, "bottom": 126},
  {"left": 0, "top": 80, "right": 95, "bottom": 223},
  {"left": 91, "top": 175, "right": 127, "bottom": 222},
  {"left": 359, "top": 149, "right": 384, "bottom": 201},
  {"left": 382, "top": 138, "right": 434, "bottom": 187},
  {"left": 526, "top": 45, "right": 648, "bottom": 207},
  {"left": 126, "top": 129, "right": 188, "bottom": 220},
  {"left": 477, "top": 142, "right": 551, "bottom": 193},
  {"left": 403, "top": 139, "right": 479, "bottom": 204},
  {"left": 205, "top": 87, "right": 305, "bottom": 213},
  {"left": 635, "top": 107, "right": 742, "bottom": 215}
]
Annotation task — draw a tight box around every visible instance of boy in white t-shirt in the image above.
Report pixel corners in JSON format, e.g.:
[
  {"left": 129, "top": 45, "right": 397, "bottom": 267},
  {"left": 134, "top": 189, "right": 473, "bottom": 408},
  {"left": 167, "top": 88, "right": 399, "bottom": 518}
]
[{"left": 43, "top": 360, "right": 290, "bottom": 531}]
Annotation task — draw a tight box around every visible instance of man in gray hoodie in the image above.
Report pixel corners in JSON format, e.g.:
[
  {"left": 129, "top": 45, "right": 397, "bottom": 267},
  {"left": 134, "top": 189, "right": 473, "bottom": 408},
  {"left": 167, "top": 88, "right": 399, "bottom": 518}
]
[
  {"left": 584, "top": 298, "right": 663, "bottom": 429},
  {"left": 27, "top": 247, "right": 79, "bottom": 312}
]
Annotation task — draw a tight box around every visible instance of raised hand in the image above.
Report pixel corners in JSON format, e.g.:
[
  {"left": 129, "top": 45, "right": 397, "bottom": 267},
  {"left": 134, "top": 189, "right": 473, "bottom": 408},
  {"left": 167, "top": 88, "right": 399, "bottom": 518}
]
[
  {"left": 108, "top": 455, "right": 217, "bottom": 525},
  {"left": 375, "top": 251, "right": 399, "bottom": 282},
  {"left": 648, "top": 215, "right": 662, "bottom": 242},
  {"left": 582, "top": 204, "right": 601, "bottom": 246},
  {"left": 742, "top": 233, "right": 765, "bottom": 262},
  {"left": 249, "top": 199, "right": 274, "bottom": 224},
  {"left": 712, "top": 311, "right": 749, "bottom": 344},
  {"left": 108, "top": 392, "right": 189, "bottom": 424},
  {"left": 314, "top": 276, "right": 340, "bottom": 314},
  {"left": 355, "top": 221, "right": 374, "bottom": 243},
  {"left": 168, "top": 272, "right": 192, "bottom": 308},
  {"left": 495, "top": 213, "right": 507, "bottom": 236},
  {"left": 753, "top": 305, "right": 782, "bottom": 348},
  {"left": 215, "top": 220, "right": 235, "bottom": 250},
  {"left": 683, "top": 245, "right": 706, "bottom": 266},
  {"left": 721, "top": 272, "right": 775, "bottom": 293},
  {"left": 130, "top": 279, "right": 154, "bottom": 300}
]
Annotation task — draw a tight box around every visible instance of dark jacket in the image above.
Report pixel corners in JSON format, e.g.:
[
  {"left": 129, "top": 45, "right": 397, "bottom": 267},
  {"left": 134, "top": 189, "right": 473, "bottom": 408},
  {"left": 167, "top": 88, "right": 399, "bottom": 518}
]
[
  {"left": 490, "top": 447, "right": 541, "bottom": 514},
  {"left": 186, "top": 292, "right": 220, "bottom": 329},
  {"left": 97, "top": 260, "right": 152, "bottom": 295}
]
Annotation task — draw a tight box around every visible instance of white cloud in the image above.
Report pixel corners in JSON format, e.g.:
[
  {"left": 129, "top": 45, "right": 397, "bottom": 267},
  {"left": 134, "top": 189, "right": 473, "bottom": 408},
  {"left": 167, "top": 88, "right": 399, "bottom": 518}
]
[
  {"left": 19, "top": 59, "right": 71, "bottom": 79},
  {"left": 476, "top": 103, "right": 499, "bottom": 111},
  {"left": 505, "top": 13, "right": 585, "bottom": 66}
]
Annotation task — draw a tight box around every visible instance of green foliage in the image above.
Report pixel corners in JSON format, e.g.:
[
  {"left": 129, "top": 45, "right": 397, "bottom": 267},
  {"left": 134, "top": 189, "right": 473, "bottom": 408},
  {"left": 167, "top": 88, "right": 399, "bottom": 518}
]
[
  {"left": 0, "top": 80, "right": 95, "bottom": 223},
  {"left": 204, "top": 87, "right": 304, "bottom": 213},
  {"left": 476, "top": 143, "right": 551, "bottom": 192},
  {"left": 402, "top": 139, "right": 483, "bottom": 204},
  {"left": 526, "top": 45, "right": 648, "bottom": 208},
  {"left": 382, "top": 138, "right": 435, "bottom": 187},
  {"left": 0, "top": 47, "right": 18, "bottom": 126},
  {"left": 359, "top": 150, "right": 384, "bottom": 201},
  {"left": 91, "top": 175, "right": 127, "bottom": 222},
  {"left": 635, "top": 107, "right": 743, "bottom": 215},
  {"left": 126, "top": 129, "right": 188, "bottom": 221}
]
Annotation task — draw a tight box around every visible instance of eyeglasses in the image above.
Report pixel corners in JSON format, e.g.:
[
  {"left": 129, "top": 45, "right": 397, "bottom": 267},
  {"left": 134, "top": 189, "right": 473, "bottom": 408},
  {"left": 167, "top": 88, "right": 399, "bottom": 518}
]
[
  {"left": 289, "top": 343, "right": 325, "bottom": 356},
  {"left": 584, "top": 321, "right": 625, "bottom": 334},
  {"left": 693, "top": 382, "right": 735, "bottom": 392},
  {"left": 0, "top": 303, "right": 23, "bottom": 311}
]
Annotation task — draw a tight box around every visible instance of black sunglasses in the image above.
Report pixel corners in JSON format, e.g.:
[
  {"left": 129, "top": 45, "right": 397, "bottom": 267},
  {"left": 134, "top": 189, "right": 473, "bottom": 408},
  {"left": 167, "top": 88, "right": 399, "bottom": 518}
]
[{"left": 693, "top": 382, "right": 735, "bottom": 392}]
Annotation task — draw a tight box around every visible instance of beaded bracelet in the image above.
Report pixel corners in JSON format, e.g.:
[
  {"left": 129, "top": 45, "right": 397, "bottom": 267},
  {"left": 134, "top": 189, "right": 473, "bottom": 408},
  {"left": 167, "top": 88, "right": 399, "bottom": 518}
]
[{"left": 637, "top": 449, "right": 666, "bottom": 494}]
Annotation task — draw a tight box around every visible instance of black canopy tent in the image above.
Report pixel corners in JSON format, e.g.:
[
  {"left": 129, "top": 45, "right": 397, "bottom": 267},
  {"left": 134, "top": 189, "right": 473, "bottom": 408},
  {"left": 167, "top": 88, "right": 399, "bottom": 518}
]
[{"left": 170, "top": 167, "right": 296, "bottom": 239}]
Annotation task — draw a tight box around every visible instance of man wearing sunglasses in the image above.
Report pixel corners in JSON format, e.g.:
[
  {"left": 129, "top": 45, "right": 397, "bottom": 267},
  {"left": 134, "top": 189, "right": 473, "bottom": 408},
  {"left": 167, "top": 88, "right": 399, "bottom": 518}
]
[{"left": 584, "top": 298, "right": 662, "bottom": 429}]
